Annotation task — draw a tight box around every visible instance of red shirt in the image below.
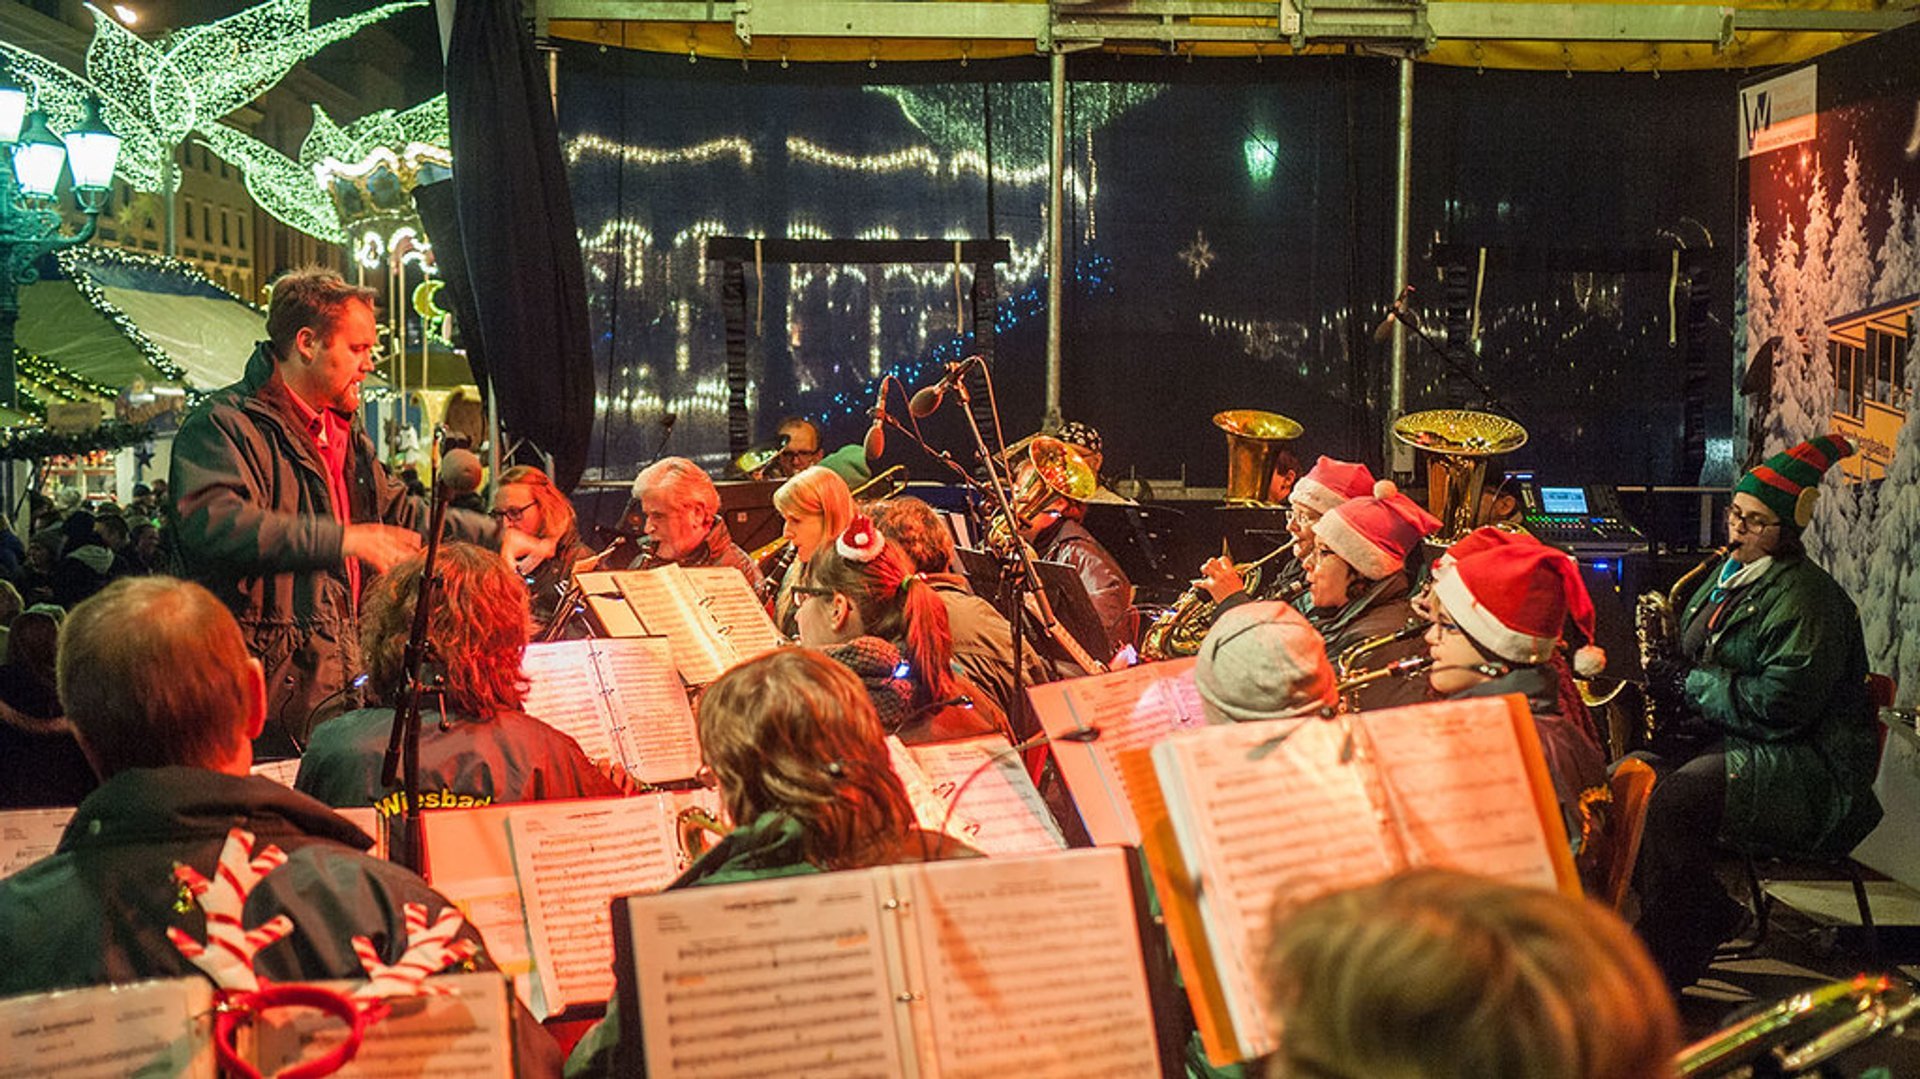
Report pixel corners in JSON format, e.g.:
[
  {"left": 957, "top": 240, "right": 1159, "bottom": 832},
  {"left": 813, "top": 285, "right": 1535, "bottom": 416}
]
[{"left": 275, "top": 372, "right": 360, "bottom": 604}]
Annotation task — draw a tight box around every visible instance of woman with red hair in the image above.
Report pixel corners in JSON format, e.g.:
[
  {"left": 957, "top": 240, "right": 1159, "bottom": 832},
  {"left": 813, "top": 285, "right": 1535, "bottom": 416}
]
[
  {"left": 795, "top": 516, "right": 1007, "bottom": 745},
  {"left": 296, "top": 543, "right": 622, "bottom": 816}
]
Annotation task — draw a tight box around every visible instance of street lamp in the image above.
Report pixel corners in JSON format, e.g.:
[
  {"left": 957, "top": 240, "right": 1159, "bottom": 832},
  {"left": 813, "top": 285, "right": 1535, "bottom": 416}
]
[{"left": 0, "top": 84, "right": 122, "bottom": 411}]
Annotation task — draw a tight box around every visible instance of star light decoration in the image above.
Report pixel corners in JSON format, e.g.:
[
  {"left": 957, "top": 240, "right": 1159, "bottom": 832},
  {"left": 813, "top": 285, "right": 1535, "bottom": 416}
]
[
  {"left": 1179, "top": 229, "right": 1216, "bottom": 279},
  {"left": 0, "top": 0, "right": 425, "bottom": 193}
]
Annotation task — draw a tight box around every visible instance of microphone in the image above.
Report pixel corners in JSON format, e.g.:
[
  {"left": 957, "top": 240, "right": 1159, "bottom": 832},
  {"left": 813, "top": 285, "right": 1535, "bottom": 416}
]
[
  {"left": 863, "top": 378, "right": 890, "bottom": 462},
  {"left": 437, "top": 448, "right": 484, "bottom": 499},
  {"left": 908, "top": 355, "right": 984, "bottom": 418},
  {"left": 1372, "top": 284, "right": 1415, "bottom": 344}
]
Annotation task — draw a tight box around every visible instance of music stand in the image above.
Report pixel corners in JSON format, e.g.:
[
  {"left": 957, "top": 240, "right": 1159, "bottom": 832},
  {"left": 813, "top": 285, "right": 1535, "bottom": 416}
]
[
  {"left": 956, "top": 547, "right": 1111, "bottom": 667},
  {"left": 1082, "top": 502, "right": 1187, "bottom": 603}
]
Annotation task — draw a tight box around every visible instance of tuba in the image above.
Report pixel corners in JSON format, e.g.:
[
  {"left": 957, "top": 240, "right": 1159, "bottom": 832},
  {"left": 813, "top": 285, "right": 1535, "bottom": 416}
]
[
  {"left": 1216, "top": 409, "right": 1304, "bottom": 505},
  {"left": 985, "top": 436, "right": 1097, "bottom": 555},
  {"left": 1392, "top": 409, "right": 1528, "bottom": 546}
]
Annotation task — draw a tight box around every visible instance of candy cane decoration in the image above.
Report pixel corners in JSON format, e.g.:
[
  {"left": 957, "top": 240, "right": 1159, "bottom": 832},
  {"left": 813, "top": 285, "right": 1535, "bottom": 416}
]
[
  {"left": 166, "top": 828, "right": 293, "bottom": 993},
  {"left": 350, "top": 902, "right": 478, "bottom": 999}
]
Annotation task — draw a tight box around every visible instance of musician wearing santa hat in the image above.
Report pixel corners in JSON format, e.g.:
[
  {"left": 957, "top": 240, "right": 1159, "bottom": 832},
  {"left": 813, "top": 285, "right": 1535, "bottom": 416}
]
[
  {"left": 1424, "top": 533, "right": 1612, "bottom": 891},
  {"left": 1304, "top": 483, "right": 1440, "bottom": 711}
]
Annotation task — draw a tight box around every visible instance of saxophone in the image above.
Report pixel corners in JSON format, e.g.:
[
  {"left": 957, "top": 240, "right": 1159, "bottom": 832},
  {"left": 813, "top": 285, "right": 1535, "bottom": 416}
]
[
  {"left": 1140, "top": 544, "right": 1303, "bottom": 660},
  {"left": 1634, "top": 544, "right": 1731, "bottom": 749}
]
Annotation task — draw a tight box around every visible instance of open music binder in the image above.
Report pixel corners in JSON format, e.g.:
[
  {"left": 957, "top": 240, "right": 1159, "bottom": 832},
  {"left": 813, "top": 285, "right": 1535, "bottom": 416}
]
[
  {"left": 885, "top": 734, "right": 1067, "bottom": 856},
  {"left": 0, "top": 972, "right": 516, "bottom": 1078},
  {"left": 418, "top": 791, "right": 721, "bottom": 1019},
  {"left": 1127, "top": 694, "right": 1580, "bottom": 1065},
  {"left": 521, "top": 637, "right": 703, "bottom": 784},
  {"left": 575, "top": 566, "right": 785, "bottom": 685},
  {"left": 609, "top": 846, "right": 1180, "bottom": 1078},
  {"left": 1025, "top": 657, "right": 1209, "bottom": 846}
]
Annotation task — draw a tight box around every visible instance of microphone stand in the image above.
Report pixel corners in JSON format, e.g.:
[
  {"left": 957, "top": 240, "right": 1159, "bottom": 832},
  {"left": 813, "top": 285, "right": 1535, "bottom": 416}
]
[
  {"left": 1386, "top": 303, "right": 1522, "bottom": 421},
  {"left": 378, "top": 484, "right": 454, "bottom": 874}
]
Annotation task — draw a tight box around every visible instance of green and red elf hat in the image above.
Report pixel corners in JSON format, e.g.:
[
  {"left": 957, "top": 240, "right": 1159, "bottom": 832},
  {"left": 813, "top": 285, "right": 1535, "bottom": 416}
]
[{"left": 1736, "top": 433, "right": 1855, "bottom": 529}]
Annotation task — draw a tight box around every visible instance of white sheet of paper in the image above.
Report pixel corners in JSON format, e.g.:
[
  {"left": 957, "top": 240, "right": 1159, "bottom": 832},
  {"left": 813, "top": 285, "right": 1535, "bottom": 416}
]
[
  {"left": 246, "top": 973, "right": 513, "bottom": 1078},
  {"left": 908, "top": 848, "right": 1160, "bottom": 1078},
  {"left": 0, "top": 977, "right": 214, "bottom": 1078},
  {"left": 624, "top": 873, "right": 909, "bottom": 1078},
  {"left": 1030, "top": 658, "right": 1207, "bottom": 845},
  {"left": 904, "top": 736, "right": 1066, "bottom": 856},
  {"left": 0, "top": 806, "right": 74, "bottom": 881}
]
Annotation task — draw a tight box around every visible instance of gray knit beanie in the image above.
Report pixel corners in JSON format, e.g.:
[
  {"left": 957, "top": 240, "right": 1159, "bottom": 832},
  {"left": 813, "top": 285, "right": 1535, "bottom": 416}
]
[{"left": 1194, "top": 601, "right": 1338, "bottom": 723}]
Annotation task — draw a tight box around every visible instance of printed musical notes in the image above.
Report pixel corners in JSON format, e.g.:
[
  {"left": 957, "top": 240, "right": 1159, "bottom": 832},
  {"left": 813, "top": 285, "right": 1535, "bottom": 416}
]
[
  {"left": 897, "top": 736, "right": 1066, "bottom": 856},
  {"left": 1028, "top": 657, "right": 1209, "bottom": 845},
  {"left": 609, "top": 566, "right": 784, "bottom": 686},
  {"left": 616, "top": 848, "right": 1162, "bottom": 1078},
  {"left": 509, "top": 799, "right": 683, "bottom": 1015},
  {"left": 523, "top": 637, "right": 701, "bottom": 784},
  {"left": 0, "top": 978, "right": 214, "bottom": 1078},
  {"left": 0, "top": 807, "right": 74, "bottom": 881},
  {"left": 248, "top": 973, "right": 514, "bottom": 1078}
]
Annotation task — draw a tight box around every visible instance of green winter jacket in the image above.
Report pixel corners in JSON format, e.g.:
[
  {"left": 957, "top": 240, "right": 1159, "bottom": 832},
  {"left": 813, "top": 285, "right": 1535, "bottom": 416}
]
[{"left": 1680, "top": 554, "right": 1882, "bottom": 853}]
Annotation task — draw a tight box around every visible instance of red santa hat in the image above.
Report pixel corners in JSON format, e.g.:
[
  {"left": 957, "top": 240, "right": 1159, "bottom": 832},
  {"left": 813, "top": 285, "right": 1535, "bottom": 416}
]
[
  {"left": 1288, "top": 456, "right": 1378, "bottom": 516},
  {"left": 1314, "top": 485, "right": 1442, "bottom": 580},
  {"left": 1429, "top": 525, "right": 1540, "bottom": 580},
  {"left": 1431, "top": 542, "right": 1606, "bottom": 675}
]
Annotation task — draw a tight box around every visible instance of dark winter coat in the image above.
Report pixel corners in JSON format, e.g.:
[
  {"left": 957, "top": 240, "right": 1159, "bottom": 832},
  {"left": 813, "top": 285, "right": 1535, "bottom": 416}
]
[
  {"left": 1680, "top": 553, "right": 1881, "bottom": 853},
  {"left": 170, "top": 343, "right": 499, "bottom": 757},
  {"left": 1312, "top": 573, "right": 1428, "bottom": 712},
  {"left": 294, "top": 707, "right": 624, "bottom": 818},
  {"left": 925, "top": 571, "right": 1051, "bottom": 740},
  {"left": 1035, "top": 517, "right": 1134, "bottom": 659}
]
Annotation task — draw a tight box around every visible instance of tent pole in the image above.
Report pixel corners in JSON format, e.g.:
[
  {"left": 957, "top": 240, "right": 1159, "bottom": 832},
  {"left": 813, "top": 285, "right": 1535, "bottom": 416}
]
[
  {"left": 1387, "top": 55, "right": 1414, "bottom": 479},
  {"left": 1044, "top": 46, "right": 1066, "bottom": 431}
]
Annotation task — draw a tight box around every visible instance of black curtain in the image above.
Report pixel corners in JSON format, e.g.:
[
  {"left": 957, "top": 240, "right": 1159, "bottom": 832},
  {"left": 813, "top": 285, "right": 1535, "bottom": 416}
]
[{"left": 443, "top": 0, "right": 594, "bottom": 490}]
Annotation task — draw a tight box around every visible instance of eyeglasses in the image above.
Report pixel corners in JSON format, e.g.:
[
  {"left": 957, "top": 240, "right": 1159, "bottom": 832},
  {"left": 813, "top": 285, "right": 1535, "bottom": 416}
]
[
  {"left": 491, "top": 503, "right": 537, "bottom": 523},
  {"left": 780, "top": 447, "right": 823, "bottom": 463},
  {"left": 1725, "top": 507, "right": 1781, "bottom": 534},
  {"left": 791, "top": 585, "right": 836, "bottom": 604}
]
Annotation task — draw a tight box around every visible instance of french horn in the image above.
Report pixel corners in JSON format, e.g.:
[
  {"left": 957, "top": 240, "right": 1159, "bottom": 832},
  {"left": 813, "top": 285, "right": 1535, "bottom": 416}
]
[
  {"left": 1392, "top": 409, "right": 1528, "bottom": 546},
  {"left": 1140, "top": 545, "right": 1303, "bottom": 660}
]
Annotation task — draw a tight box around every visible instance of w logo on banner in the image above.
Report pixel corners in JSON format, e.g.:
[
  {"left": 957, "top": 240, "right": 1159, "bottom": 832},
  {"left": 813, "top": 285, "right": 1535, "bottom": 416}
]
[{"left": 1739, "top": 67, "right": 1818, "bottom": 160}]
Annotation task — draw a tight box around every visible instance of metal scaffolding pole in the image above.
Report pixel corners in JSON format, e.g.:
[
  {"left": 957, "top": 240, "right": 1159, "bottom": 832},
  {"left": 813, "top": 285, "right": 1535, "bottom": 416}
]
[
  {"left": 1387, "top": 54, "right": 1414, "bottom": 478},
  {"left": 1045, "top": 46, "right": 1066, "bottom": 430}
]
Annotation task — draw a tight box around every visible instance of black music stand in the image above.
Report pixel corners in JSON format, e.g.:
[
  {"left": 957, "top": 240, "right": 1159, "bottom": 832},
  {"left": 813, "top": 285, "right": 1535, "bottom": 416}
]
[{"left": 956, "top": 547, "right": 1111, "bottom": 667}]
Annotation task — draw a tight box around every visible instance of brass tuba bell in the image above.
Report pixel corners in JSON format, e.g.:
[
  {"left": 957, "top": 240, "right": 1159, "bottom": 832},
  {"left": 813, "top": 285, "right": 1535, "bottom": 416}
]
[
  {"left": 986, "top": 436, "right": 1098, "bottom": 553},
  {"left": 1215, "top": 409, "right": 1303, "bottom": 506},
  {"left": 1391, "top": 409, "right": 1528, "bottom": 546}
]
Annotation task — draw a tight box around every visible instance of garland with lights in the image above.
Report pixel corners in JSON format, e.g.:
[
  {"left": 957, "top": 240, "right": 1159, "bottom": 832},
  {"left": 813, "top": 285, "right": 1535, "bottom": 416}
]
[
  {"left": 54, "top": 246, "right": 259, "bottom": 389},
  {"left": 0, "top": 420, "right": 152, "bottom": 462}
]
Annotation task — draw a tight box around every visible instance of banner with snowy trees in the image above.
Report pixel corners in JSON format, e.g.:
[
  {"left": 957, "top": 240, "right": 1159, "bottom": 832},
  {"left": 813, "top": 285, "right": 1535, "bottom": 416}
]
[{"left": 1740, "top": 23, "right": 1920, "bottom": 704}]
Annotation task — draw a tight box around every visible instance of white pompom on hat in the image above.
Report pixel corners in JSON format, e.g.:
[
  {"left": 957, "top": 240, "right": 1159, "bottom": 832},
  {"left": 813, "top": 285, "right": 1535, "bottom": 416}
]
[
  {"left": 1431, "top": 542, "right": 1606, "bottom": 674},
  {"left": 1288, "top": 456, "right": 1378, "bottom": 516}
]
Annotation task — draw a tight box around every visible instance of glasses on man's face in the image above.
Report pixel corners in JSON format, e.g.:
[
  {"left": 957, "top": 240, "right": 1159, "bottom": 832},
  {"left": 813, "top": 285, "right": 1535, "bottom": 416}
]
[
  {"left": 1726, "top": 507, "right": 1781, "bottom": 534},
  {"left": 491, "top": 502, "right": 537, "bottom": 524},
  {"left": 780, "top": 447, "right": 823, "bottom": 465}
]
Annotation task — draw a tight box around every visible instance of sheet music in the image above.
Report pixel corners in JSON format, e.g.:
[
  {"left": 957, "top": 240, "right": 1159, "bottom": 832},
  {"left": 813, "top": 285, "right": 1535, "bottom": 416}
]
[
  {"left": 1361, "top": 698, "right": 1563, "bottom": 891},
  {"left": 509, "top": 798, "right": 682, "bottom": 1015},
  {"left": 576, "top": 572, "right": 646, "bottom": 638},
  {"left": 524, "top": 638, "right": 701, "bottom": 783},
  {"left": 1031, "top": 658, "right": 1208, "bottom": 845},
  {"left": 614, "top": 569, "right": 732, "bottom": 685},
  {"left": 249, "top": 758, "right": 302, "bottom": 787},
  {"left": 246, "top": 973, "right": 513, "bottom": 1078},
  {"left": 887, "top": 737, "right": 986, "bottom": 846},
  {"left": 0, "top": 806, "right": 73, "bottom": 880},
  {"left": 596, "top": 637, "right": 702, "bottom": 783},
  {"left": 683, "top": 566, "right": 787, "bottom": 664},
  {"left": 522, "top": 640, "right": 623, "bottom": 764},
  {"left": 0, "top": 977, "right": 214, "bottom": 1078},
  {"left": 624, "top": 873, "right": 908, "bottom": 1078},
  {"left": 904, "top": 736, "right": 1066, "bottom": 856},
  {"left": 419, "top": 806, "right": 538, "bottom": 1005},
  {"left": 909, "top": 849, "right": 1160, "bottom": 1078},
  {"left": 1154, "top": 717, "right": 1393, "bottom": 1059}
]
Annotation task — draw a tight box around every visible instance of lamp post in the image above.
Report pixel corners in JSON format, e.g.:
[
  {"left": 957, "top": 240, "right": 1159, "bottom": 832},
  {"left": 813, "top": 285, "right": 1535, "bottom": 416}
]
[{"left": 0, "top": 84, "right": 122, "bottom": 412}]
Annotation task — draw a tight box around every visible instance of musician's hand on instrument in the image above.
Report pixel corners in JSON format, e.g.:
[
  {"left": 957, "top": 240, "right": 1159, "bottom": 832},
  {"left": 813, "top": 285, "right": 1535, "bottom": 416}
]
[
  {"left": 342, "top": 524, "right": 422, "bottom": 574},
  {"left": 591, "top": 757, "right": 645, "bottom": 796},
  {"left": 500, "top": 530, "right": 554, "bottom": 573},
  {"left": 1200, "top": 556, "right": 1245, "bottom": 602}
]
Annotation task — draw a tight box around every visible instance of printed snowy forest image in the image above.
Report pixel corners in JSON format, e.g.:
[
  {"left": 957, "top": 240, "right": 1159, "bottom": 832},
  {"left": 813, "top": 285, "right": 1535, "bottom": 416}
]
[{"left": 1743, "top": 82, "right": 1920, "bottom": 704}]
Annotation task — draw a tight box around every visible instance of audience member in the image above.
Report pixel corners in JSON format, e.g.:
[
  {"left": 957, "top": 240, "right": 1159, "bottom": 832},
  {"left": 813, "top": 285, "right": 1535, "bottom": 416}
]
[
  {"left": 0, "top": 579, "right": 558, "bottom": 1071},
  {"left": 50, "top": 511, "right": 114, "bottom": 611},
  {"left": 0, "top": 607, "right": 95, "bottom": 808},
  {"left": 296, "top": 544, "right": 622, "bottom": 817},
  {"left": 1263, "top": 870, "right": 1679, "bottom": 1079}
]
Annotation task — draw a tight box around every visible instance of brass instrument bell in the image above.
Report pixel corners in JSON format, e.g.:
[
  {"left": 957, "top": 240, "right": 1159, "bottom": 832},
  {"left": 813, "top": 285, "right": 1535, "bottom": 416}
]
[
  {"left": 1391, "top": 409, "right": 1528, "bottom": 546},
  {"left": 734, "top": 442, "right": 784, "bottom": 478},
  {"left": 1214, "top": 409, "right": 1303, "bottom": 506},
  {"left": 987, "top": 436, "right": 1097, "bottom": 551}
]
